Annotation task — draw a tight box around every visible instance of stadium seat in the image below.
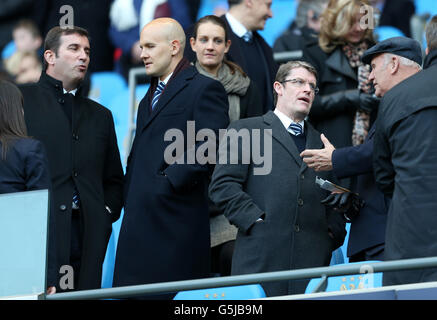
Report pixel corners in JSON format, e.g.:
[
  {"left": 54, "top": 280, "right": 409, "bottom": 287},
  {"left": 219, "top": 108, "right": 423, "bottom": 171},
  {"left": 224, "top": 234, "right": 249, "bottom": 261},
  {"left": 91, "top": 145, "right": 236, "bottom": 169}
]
[
  {"left": 259, "top": 0, "right": 297, "bottom": 47},
  {"left": 415, "top": 0, "right": 437, "bottom": 17},
  {"left": 305, "top": 261, "right": 383, "bottom": 294},
  {"left": 173, "top": 284, "right": 266, "bottom": 300},
  {"left": 374, "top": 26, "right": 405, "bottom": 41},
  {"left": 88, "top": 71, "right": 127, "bottom": 107},
  {"left": 1, "top": 41, "right": 16, "bottom": 60}
]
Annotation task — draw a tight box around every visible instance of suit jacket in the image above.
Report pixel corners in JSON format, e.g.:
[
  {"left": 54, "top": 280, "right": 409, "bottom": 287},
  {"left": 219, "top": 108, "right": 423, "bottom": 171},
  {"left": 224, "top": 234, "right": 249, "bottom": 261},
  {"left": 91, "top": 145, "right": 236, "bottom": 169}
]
[
  {"left": 332, "top": 124, "right": 387, "bottom": 257},
  {"left": 209, "top": 111, "right": 346, "bottom": 296},
  {"left": 20, "top": 73, "right": 124, "bottom": 290},
  {"left": 0, "top": 138, "right": 50, "bottom": 193},
  {"left": 112, "top": 64, "right": 229, "bottom": 288},
  {"left": 374, "top": 50, "right": 437, "bottom": 286},
  {"left": 0, "top": 138, "right": 58, "bottom": 286}
]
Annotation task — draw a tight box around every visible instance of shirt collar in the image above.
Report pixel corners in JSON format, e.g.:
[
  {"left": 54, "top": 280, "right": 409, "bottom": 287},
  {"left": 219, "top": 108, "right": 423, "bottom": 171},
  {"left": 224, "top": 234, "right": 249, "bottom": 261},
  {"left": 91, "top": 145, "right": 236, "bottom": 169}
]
[
  {"left": 160, "top": 72, "right": 173, "bottom": 85},
  {"left": 225, "top": 12, "right": 251, "bottom": 39},
  {"left": 273, "top": 108, "right": 305, "bottom": 135},
  {"left": 63, "top": 88, "right": 78, "bottom": 96}
]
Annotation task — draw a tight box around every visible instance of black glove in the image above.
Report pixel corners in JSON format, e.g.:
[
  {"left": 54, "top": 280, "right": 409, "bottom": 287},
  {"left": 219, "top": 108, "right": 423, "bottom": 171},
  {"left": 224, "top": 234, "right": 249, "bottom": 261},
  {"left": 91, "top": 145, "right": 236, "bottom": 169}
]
[
  {"left": 321, "top": 192, "right": 365, "bottom": 221},
  {"left": 358, "top": 92, "right": 380, "bottom": 113}
]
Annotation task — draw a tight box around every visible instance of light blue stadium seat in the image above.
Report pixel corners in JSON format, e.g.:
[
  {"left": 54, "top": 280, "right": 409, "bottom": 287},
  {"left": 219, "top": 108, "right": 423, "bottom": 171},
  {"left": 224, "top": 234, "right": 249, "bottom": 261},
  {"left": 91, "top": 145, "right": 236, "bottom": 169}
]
[
  {"left": 415, "top": 0, "right": 437, "bottom": 17},
  {"left": 173, "top": 284, "right": 266, "bottom": 300},
  {"left": 88, "top": 71, "right": 127, "bottom": 107},
  {"left": 305, "top": 261, "right": 383, "bottom": 294},
  {"left": 259, "top": 0, "right": 297, "bottom": 47},
  {"left": 374, "top": 26, "right": 405, "bottom": 41},
  {"left": 1, "top": 41, "right": 16, "bottom": 60}
]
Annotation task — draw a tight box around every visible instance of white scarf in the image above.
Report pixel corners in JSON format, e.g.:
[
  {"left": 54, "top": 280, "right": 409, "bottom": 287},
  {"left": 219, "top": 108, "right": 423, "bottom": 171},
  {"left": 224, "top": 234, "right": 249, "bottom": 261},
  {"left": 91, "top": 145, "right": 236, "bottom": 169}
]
[{"left": 110, "top": 0, "right": 167, "bottom": 33}]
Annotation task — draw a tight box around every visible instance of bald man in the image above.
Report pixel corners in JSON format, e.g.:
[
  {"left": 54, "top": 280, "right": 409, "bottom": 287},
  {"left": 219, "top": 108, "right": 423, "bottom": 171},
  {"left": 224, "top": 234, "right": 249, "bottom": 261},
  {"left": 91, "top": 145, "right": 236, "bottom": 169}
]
[{"left": 112, "top": 18, "right": 229, "bottom": 294}]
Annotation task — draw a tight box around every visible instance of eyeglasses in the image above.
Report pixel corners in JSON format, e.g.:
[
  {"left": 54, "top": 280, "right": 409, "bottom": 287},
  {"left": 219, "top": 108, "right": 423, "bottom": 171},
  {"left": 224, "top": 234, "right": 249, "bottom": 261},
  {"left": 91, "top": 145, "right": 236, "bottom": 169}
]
[{"left": 281, "top": 78, "right": 319, "bottom": 95}]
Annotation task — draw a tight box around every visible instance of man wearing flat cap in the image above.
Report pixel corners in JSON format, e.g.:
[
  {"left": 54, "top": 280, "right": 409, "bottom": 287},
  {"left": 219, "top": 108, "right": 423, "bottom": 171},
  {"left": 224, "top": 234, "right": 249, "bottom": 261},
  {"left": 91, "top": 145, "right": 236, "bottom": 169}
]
[
  {"left": 301, "top": 36, "right": 422, "bottom": 265},
  {"left": 373, "top": 22, "right": 437, "bottom": 286}
]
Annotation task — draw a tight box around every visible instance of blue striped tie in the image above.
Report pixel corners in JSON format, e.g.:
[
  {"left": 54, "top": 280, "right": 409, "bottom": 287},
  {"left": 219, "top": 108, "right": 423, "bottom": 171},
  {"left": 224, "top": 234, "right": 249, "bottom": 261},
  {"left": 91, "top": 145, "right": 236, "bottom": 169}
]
[
  {"left": 242, "top": 31, "right": 252, "bottom": 43},
  {"left": 151, "top": 81, "right": 165, "bottom": 110},
  {"left": 72, "top": 187, "right": 80, "bottom": 210},
  {"left": 289, "top": 122, "right": 303, "bottom": 136}
]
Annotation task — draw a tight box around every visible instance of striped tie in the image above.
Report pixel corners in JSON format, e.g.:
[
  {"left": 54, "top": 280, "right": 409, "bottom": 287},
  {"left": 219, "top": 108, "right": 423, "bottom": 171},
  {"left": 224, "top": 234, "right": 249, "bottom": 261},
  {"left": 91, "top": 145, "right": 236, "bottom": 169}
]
[
  {"left": 242, "top": 31, "right": 252, "bottom": 43},
  {"left": 289, "top": 122, "right": 303, "bottom": 136},
  {"left": 151, "top": 81, "right": 165, "bottom": 110},
  {"left": 72, "top": 187, "right": 80, "bottom": 210}
]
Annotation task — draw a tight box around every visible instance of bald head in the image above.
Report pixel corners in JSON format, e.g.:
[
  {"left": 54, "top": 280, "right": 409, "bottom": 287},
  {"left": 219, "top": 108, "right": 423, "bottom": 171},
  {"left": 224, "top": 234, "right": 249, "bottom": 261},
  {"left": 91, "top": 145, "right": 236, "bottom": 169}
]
[
  {"left": 139, "top": 18, "right": 186, "bottom": 80},
  {"left": 144, "top": 18, "right": 186, "bottom": 51}
]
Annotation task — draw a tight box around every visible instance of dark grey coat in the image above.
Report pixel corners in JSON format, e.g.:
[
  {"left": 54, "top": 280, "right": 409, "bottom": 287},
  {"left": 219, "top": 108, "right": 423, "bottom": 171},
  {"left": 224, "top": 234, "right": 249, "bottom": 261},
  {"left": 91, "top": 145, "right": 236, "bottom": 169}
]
[
  {"left": 374, "top": 50, "right": 437, "bottom": 286},
  {"left": 209, "top": 111, "right": 346, "bottom": 296}
]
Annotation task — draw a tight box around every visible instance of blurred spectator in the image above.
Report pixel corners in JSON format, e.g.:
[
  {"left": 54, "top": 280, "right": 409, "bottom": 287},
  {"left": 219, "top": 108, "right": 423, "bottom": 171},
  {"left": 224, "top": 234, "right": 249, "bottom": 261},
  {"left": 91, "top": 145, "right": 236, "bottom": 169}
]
[
  {"left": 15, "top": 51, "right": 42, "bottom": 84},
  {"left": 12, "top": 19, "right": 42, "bottom": 55},
  {"left": 0, "top": 0, "right": 35, "bottom": 52},
  {"left": 273, "top": 0, "right": 329, "bottom": 53},
  {"left": 4, "top": 51, "right": 42, "bottom": 83},
  {"left": 109, "top": 0, "right": 192, "bottom": 80},
  {"left": 219, "top": 0, "right": 277, "bottom": 113},
  {"left": 369, "top": 0, "right": 415, "bottom": 37}
]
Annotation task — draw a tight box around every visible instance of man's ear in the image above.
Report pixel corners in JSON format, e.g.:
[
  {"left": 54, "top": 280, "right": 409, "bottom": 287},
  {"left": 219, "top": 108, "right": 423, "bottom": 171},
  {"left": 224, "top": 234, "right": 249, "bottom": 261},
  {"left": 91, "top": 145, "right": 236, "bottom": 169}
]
[
  {"left": 426, "top": 47, "right": 429, "bottom": 55},
  {"left": 273, "top": 81, "right": 283, "bottom": 96},
  {"left": 171, "top": 39, "right": 182, "bottom": 56},
  {"left": 44, "top": 49, "right": 55, "bottom": 67},
  {"left": 390, "top": 56, "right": 400, "bottom": 74}
]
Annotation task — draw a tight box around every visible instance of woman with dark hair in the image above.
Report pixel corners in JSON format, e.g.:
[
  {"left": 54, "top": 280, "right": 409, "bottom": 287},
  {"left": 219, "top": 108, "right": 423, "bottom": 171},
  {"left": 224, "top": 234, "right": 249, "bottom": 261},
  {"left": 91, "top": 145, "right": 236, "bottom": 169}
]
[
  {"left": 0, "top": 80, "right": 56, "bottom": 295},
  {"left": 303, "top": 0, "right": 380, "bottom": 151},
  {"left": 190, "top": 15, "right": 263, "bottom": 277},
  {"left": 190, "top": 15, "right": 264, "bottom": 122},
  {"left": 0, "top": 80, "right": 50, "bottom": 192}
]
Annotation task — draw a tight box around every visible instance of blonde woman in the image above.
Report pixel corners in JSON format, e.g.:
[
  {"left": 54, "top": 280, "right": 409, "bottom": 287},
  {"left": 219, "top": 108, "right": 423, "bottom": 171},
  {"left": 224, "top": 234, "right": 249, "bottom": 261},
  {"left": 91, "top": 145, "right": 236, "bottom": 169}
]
[{"left": 303, "top": 0, "right": 379, "bottom": 151}]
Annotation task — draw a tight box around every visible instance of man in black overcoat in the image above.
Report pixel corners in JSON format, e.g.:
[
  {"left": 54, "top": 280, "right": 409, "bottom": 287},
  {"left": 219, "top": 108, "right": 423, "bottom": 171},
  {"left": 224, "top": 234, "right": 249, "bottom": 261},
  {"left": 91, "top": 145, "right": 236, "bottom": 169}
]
[
  {"left": 20, "top": 26, "right": 124, "bottom": 291},
  {"left": 374, "top": 23, "right": 437, "bottom": 286},
  {"left": 112, "top": 18, "right": 229, "bottom": 296},
  {"left": 220, "top": 0, "right": 277, "bottom": 112}
]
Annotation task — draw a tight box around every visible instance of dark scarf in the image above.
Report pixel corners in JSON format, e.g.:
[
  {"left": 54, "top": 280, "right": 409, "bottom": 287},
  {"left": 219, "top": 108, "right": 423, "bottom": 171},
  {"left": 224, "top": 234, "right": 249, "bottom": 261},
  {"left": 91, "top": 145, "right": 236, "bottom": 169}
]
[
  {"left": 148, "top": 57, "right": 192, "bottom": 110},
  {"left": 342, "top": 42, "right": 371, "bottom": 146}
]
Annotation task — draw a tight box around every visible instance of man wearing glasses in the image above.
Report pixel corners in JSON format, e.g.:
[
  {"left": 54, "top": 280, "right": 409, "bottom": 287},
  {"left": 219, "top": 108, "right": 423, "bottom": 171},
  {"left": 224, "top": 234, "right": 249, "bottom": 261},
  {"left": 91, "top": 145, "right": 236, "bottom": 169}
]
[{"left": 209, "top": 60, "right": 346, "bottom": 297}]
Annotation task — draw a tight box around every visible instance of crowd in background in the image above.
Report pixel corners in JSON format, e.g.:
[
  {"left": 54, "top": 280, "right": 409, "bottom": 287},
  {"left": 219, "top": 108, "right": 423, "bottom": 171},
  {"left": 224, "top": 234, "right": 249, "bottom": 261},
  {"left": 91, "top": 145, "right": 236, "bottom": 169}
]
[{"left": 2, "top": 0, "right": 437, "bottom": 298}]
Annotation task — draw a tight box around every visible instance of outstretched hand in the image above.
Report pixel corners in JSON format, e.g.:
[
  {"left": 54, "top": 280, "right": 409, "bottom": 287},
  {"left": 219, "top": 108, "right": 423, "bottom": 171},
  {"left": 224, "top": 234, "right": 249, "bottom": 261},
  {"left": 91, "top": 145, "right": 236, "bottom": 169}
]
[{"left": 300, "top": 134, "right": 335, "bottom": 171}]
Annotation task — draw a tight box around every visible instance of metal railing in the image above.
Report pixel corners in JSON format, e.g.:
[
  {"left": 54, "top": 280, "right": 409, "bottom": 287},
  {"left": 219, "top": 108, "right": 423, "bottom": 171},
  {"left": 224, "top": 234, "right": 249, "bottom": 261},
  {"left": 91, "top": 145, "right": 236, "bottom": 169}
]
[{"left": 45, "top": 256, "right": 437, "bottom": 300}]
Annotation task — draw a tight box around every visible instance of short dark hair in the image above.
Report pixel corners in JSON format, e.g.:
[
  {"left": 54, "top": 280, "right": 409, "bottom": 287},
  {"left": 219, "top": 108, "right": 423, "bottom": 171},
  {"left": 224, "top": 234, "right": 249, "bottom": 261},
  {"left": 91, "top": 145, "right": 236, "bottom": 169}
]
[
  {"left": 273, "top": 60, "right": 318, "bottom": 106},
  {"left": 0, "top": 80, "right": 28, "bottom": 159},
  {"left": 43, "top": 26, "right": 89, "bottom": 70},
  {"left": 426, "top": 15, "right": 437, "bottom": 52}
]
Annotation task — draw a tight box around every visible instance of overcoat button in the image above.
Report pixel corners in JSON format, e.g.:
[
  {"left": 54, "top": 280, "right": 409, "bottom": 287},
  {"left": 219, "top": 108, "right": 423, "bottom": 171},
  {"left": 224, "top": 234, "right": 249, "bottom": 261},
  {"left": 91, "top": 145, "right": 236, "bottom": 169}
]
[
  {"left": 59, "top": 205, "right": 67, "bottom": 211},
  {"left": 294, "top": 224, "right": 300, "bottom": 232},
  {"left": 298, "top": 198, "right": 304, "bottom": 206}
]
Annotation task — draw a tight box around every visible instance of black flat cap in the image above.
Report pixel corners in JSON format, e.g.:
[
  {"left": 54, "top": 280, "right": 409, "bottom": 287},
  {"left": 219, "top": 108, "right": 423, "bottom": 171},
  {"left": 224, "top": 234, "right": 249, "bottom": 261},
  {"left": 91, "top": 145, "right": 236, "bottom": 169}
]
[{"left": 361, "top": 36, "right": 422, "bottom": 65}]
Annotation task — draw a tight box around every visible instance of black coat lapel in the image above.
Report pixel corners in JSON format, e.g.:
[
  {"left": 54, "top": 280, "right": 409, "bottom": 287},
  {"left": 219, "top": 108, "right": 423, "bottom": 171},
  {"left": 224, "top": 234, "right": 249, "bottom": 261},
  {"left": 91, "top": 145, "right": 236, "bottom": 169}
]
[
  {"left": 325, "top": 47, "right": 357, "bottom": 81},
  {"left": 140, "top": 67, "right": 195, "bottom": 133}
]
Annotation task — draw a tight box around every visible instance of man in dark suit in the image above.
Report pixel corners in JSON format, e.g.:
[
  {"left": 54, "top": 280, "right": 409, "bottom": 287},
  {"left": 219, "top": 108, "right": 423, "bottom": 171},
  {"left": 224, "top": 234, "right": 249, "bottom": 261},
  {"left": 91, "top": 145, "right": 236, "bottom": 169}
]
[
  {"left": 112, "top": 18, "right": 229, "bottom": 294},
  {"left": 374, "top": 28, "right": 437, "bottom": 286},
  {"left": 209, "top": 61, "right": 346, "bottom": 297},
  {"left": 301, "top": 37, "right": 422, "bottom": 265},
  {"left": 221, "top": 0, "right": 277, "bottom": 112},
  {"left": 20, "top": 26, "right": 124, "bottom": 291}
]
